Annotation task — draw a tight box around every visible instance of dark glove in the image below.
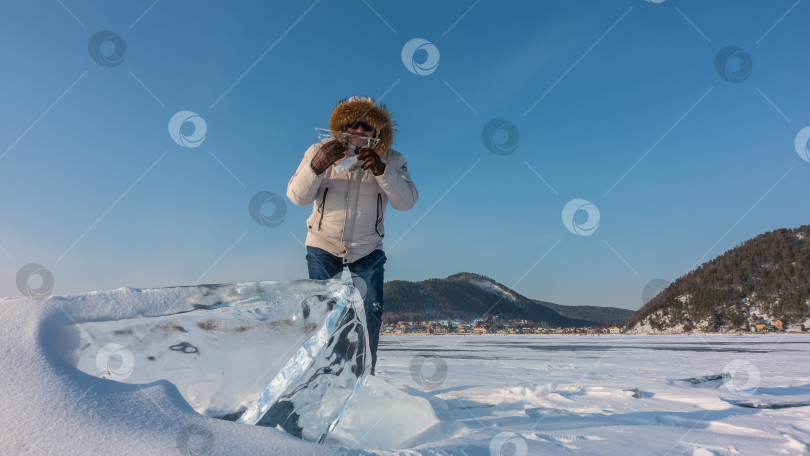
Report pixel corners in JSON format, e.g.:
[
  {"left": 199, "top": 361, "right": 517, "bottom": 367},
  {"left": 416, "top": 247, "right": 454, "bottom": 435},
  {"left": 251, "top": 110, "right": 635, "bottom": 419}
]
[
  {"left": 310, "top": 140, "right": 347, "bottom": 175},
  {"left": 357, "top": 148, "right": 386, "bottom": 176}
]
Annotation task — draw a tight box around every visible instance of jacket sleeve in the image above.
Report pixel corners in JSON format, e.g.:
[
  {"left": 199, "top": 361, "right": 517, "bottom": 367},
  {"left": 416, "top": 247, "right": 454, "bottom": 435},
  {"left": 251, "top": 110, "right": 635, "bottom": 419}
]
[
  {"left": 287, "top": 144, "right": 324, "bottom": 206},
  {"left": 375, "top": 150, "right": 418, "bottom": 211}
]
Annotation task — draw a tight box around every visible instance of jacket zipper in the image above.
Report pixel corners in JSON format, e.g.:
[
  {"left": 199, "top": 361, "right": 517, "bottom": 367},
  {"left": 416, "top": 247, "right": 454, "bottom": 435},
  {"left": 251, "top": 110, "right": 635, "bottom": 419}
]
[
  {"left": 375, "top": 193, "right": 384, "bottom": 237},
  {"left": 318, "top": 187, "right": 329, "bottom": 230}
]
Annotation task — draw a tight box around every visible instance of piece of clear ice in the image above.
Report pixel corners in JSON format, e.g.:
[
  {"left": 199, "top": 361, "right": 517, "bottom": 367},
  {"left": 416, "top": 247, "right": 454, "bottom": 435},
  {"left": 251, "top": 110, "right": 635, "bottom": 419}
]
[{"left": 67, "top": 279, "right": 371, "bottom": 443}]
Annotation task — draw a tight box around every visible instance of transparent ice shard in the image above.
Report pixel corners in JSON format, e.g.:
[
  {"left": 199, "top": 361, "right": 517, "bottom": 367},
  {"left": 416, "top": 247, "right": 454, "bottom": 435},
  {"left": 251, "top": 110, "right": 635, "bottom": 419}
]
[
  {"left": 315, "top": 127, "right": 381, "bottom": 149},
  {"left": 315, "top": 128, "right": 382, "bottom": 174},
  {"left": 238, "top": 283, "right": 371, "bottom": 442},
  {"left": 66, "top": 279, "right": 370, "bottom": 443}
]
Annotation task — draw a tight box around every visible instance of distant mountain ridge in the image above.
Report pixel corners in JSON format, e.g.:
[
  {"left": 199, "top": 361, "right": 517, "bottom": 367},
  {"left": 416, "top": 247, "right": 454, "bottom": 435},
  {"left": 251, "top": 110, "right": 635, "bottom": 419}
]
[
  {"left": 382, "top": 272, "right": 633, "bottom": 327},
  {"left": 535, "top": 301, "right": 635, "bottom": 326},
  {"left": 627, "top": 225, "right": 810, "bottom": 333}
]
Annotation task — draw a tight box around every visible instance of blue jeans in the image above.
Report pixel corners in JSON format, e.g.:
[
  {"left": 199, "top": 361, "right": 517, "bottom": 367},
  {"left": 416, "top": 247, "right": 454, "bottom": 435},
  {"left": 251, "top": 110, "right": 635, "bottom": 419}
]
[{"left": 305, "top": 246, "right": 386, "bottom": 370}]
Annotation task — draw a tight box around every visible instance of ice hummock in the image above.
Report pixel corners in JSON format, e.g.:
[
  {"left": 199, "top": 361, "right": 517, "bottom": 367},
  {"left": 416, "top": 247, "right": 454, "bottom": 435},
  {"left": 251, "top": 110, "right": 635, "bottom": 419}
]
[{"left": 65, "top": 279, "right": 370, "bottom": 443}]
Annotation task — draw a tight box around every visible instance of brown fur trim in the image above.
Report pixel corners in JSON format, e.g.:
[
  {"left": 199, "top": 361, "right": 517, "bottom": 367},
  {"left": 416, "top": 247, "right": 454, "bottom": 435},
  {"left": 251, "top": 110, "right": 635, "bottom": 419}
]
[{"left": 329, "top": 96, "right": 395, "bottom": 155}]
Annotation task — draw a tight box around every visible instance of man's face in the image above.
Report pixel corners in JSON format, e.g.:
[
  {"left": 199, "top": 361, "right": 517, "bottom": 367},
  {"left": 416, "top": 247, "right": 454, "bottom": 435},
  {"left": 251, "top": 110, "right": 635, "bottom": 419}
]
[{"left": 345, "top": 120, "right": 374, "bottom": 148}]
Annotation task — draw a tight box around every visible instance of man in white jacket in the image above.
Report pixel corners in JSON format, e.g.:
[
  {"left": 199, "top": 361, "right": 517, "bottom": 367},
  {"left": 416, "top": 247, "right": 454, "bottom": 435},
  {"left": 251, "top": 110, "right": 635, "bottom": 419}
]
[{"left": 287, "top": 96, "right": 418, "bottom": 374}]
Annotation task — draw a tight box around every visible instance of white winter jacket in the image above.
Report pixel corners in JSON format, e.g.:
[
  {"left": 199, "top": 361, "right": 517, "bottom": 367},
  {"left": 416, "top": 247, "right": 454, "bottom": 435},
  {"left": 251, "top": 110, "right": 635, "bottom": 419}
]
[{"left": 287, "top": 143, "right": 418, "bottom": 264}]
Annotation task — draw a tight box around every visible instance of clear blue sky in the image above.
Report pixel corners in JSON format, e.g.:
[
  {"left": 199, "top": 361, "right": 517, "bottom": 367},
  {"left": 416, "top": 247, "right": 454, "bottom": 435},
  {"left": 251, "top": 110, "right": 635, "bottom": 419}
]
[{"left": 1, "top": 0, "right": 808, "bottom": 310}]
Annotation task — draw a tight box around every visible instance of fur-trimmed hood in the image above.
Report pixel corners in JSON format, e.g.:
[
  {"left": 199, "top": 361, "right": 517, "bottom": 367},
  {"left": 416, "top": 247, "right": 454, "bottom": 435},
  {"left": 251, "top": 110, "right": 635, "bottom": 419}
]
[{"left": 329, "top": 96, "right": 395, "bottom": 155}]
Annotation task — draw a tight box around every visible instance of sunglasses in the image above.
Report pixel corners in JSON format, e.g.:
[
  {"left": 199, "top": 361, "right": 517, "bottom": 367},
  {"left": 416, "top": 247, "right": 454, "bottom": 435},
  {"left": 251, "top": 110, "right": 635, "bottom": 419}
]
[{"left": 346, "top": 120, "right": 374, "bottom": 132}]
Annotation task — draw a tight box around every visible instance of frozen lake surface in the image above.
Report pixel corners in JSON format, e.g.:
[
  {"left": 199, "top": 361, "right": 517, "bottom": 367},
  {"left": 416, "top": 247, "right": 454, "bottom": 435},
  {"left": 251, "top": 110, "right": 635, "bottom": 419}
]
[{"left": 368, "top": 334, "right": 810, "bottom": 455}]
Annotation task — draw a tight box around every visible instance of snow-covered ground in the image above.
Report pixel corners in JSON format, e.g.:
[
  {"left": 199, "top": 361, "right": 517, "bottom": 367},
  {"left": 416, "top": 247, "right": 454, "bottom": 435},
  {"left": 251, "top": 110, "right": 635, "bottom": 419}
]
[
  {"left": 375, "top": 335, "right": 810, "bottom": 455},
  {"left": 2, "top": 285, "right": 810, "bottom": 455}
]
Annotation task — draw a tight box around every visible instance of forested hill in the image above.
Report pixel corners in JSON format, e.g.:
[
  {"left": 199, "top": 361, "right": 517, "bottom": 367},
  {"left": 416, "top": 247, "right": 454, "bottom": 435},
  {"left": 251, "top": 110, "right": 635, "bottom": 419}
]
[
  {"left": 627, "top": 225, "right": 810, "bottom": 333},
  {"left": 382, "top": 272, "right": 631, "bottom": 327}
]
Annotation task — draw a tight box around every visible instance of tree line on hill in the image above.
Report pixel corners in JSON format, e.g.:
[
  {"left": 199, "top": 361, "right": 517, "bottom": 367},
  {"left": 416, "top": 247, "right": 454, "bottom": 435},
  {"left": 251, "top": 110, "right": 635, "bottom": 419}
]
[{"left": 627, "top": 225, "right": 810, "bottom": 331}]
